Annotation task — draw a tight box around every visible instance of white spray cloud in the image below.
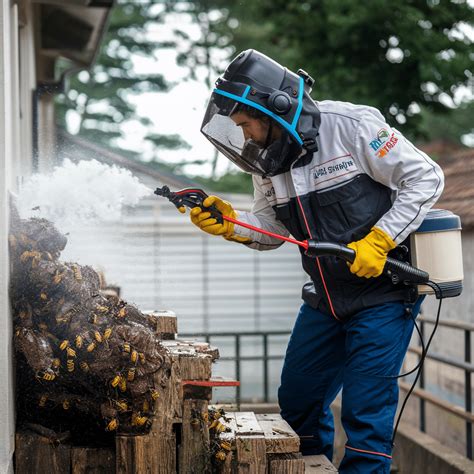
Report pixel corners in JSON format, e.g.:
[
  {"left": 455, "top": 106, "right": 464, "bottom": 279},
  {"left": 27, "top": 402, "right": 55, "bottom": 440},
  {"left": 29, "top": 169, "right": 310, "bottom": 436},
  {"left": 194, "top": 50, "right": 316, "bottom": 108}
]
[{"left": 18, "top": 159, "right": 152, "bottom": 228}]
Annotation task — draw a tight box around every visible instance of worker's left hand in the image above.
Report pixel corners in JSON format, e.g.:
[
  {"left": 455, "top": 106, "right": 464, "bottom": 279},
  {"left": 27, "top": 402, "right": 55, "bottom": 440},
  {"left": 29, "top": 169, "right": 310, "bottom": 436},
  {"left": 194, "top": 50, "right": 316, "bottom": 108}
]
[
  {"left": 190, "top": 195, "right": 251, "bottom": 243},
  {"left": 347, "top": 226, "right": 396, "bottom": 278}
]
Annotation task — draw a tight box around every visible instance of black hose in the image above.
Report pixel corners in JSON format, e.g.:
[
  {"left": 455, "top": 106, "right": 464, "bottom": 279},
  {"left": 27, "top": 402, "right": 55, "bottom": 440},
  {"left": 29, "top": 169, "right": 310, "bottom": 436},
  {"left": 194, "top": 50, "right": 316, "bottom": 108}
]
[
  {"left": 391, "top": 281, "right": 443, "bottom": 446},
  {"left": 305, "top": 241, "right": 429, "bottom": 284}
]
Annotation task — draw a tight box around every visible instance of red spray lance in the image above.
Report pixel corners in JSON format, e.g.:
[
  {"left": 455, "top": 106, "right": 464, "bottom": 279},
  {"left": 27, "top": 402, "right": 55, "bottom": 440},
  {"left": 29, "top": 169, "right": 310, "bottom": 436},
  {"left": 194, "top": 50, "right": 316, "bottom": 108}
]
[{"left": 154, "top": 186, "right": 429, "bottom": 285}]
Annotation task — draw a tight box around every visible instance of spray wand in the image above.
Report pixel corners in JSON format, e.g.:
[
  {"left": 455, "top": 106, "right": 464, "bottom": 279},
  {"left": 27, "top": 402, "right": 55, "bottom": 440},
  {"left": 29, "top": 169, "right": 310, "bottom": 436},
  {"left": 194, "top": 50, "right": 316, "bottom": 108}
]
[{"left": 154, "top": 186, "right": 429, "bottom": 285}]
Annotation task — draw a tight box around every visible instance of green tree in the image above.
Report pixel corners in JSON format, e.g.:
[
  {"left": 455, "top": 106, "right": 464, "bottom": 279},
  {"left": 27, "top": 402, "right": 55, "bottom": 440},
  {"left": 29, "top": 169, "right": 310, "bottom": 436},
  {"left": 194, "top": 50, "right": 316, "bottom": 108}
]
[
  {"left": 55, "top": 1, "right": 189, "bottom": 158},
  {"left": 187, "top": 0, "right": 473, "bottom": 141}
]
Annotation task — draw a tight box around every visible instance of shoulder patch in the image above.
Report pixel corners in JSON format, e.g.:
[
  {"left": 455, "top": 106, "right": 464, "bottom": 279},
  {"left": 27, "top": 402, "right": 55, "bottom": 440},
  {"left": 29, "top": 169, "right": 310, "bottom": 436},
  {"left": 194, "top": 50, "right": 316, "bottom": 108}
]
[{"left": 369, "top": 128, "right": 399, "bottom": 158}]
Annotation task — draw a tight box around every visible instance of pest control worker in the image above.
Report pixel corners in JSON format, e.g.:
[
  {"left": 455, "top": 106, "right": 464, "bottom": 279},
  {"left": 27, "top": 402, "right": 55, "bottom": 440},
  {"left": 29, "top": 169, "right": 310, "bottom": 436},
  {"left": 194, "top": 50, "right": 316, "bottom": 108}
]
[{"left": 186, "top": 50, "right": 444, "bottom": 473}]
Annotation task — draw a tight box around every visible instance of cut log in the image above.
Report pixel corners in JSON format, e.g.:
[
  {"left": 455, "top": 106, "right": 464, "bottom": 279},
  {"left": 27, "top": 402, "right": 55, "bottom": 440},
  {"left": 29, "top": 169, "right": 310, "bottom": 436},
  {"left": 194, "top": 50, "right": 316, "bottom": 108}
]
[
  {"left": 179, "top": 399, "right": 211, "bottom": 474},
  {"left": 303, "top": 454, "right": 338, "bottom": 472},
  {"left": 116, "top": 434, "right": 166, "bottom": 474},
  {"left": 256, "top": 413, "right": 300, "bottom": 454},
  {"left": 71, "top": 447, "right": 115, "bottom": 474},
  {"left": 152, "top": 356, "right": 182, "bottom": 432},
  {"left": 15, "top": 431, "right": 71, "bottom": 474},
  {"left": 267, "top": 453, "right": 305, "bottom": 473},
  {"left": 235, "top": 436, "right": 266, "bottom": 474},
  {"left": 178, "top": 355, "right": 213, "bottom": 381},
  {"left": 145, "top": 310, "right": 177, "bottom": 339}
]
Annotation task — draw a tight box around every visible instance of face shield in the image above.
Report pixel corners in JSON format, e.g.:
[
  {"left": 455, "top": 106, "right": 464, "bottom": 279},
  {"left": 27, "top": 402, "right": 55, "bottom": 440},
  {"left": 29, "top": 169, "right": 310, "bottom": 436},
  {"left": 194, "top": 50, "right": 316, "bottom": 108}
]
[{"left": 201, "top": 83, "right": 302, "bottom": 177}]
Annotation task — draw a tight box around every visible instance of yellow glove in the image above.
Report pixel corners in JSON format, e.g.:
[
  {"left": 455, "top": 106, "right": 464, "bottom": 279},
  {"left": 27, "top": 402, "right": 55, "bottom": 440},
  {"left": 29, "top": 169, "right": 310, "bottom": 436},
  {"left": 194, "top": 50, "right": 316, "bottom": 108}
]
[
  {"left": 347, "top": 226, "right": 396, "bottom": 278},
  {"left": 189, "top": 195, "right": 251, "bottom": 244}
]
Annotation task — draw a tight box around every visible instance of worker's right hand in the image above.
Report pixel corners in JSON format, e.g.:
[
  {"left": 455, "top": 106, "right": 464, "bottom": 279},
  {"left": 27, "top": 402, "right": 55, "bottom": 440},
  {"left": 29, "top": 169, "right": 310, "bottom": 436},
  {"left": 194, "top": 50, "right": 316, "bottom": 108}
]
[{"left": 190, "top": 196, "right": 251, "bottom": 243}]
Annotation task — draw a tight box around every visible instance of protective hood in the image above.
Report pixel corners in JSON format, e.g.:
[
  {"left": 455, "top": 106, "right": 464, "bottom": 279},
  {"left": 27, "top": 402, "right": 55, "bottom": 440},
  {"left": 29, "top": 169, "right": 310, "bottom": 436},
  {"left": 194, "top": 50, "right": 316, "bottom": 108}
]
[{"left": 201, "top": 49, "right": 321, "bottom": 177}]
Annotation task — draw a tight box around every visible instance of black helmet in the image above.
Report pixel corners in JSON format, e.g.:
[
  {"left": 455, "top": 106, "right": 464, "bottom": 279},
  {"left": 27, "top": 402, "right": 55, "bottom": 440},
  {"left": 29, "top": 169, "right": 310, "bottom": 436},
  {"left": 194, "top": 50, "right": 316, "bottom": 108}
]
[{"left": 201, "top": 49, "right": 320, "bottom": 177}]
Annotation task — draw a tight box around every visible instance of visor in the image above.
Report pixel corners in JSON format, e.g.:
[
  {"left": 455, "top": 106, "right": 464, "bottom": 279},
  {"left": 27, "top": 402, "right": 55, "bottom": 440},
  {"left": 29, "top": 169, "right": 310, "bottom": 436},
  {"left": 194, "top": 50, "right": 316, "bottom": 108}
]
[{"left": 201, "top": 86, "right": 301, "bottom": 177}]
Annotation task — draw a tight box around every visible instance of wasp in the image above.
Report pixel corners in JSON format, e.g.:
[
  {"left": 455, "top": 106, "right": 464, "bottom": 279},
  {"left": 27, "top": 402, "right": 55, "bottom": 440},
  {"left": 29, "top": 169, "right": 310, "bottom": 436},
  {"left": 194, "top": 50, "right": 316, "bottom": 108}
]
[
  {"left": 20, "top": 250, "right": 40, "bottom": 263},
  {"left": 38, "top": 395, "right": 48, "bottom": 407},
  {"left": 123, "top": 343, "right": 131, "bottom": 353},
  {"left": 142, "top": 400, "right": 150, "bottom": 412},
  {"left": 67, "top": 359, "right": 74, "bottom": 372},
  {"left": 111, "top": 375, "right": 122, "bottom": 388},
  {"left": 62, "top": 399, "right": 70, "bottom": 410},
  {"left": 66, "top": 347, "right": 76, "bottom": 358},
  {"left": 53, "top": 271, "right": 63, "bottom": 285},
  {"left": 80, "top": 361, "right": 90, "bottom": 373},
  {"left": 114, "top": 400, "right": 128, "bottom": 412},
  {"left": 150, "top": 389, "right": 159, "bottom": 400},
  {"left": 44, "top": 251, "right": 53, "bottom": 261},
  {"left": 215, "top": 451, "right": 227, "bottom": 462},
  {"left": 103, "top": 328, "right": 112, "bottom": 340},
  {"left": 139, "top": 353, "right": 145, "bottom": 364},
  {"left": 130, "top": 350, "right": 138, "bottom": 364},
  {"left": 132, "top": 414, "right": 151, "bottom": 428},
  {"left": 96, "top": 305, "right": 108, "bottom": 313},
  {"left": 118, "top": 308, "right": 127, "bottom": 318},
  {"left": 75, "top": 335, "right": 83, "bottom": 348},
  {"left": 209, "top": 420, "right": 227, "bottom": 433},
  {"left": 90, "top": 313, "right": 99, "bottom": 325},
  {"left": 220, "top": 441, "right": 232, "bottom": 451},
  {"left": 212, "top": 408, "right": 225, "bottom": 420},
  {"left": 37, "top": 370, "right": 56, "bottom": 382},
  {"left": 94, "top": 331, "right": 102, "bottom": 343},
  {"left": 52, "top": 358, "right": 61, "bottom": 369},
  {"left": 40, "top": 293, "right": 47, "bottom": 301},
  {"left": 106, "top": 418, "right": 118, "bottom": 432},
  {"left": 59, "top": 340, "right": 69, "bottom": 351},
  {"left": 87, "top": 341, "right": 96, "bottom": 353},
  {"left": 119, "top": 378, "right": 127, "bottom": 392},
  {"left": 72, "top": 264, "right": 82, "bottom": 282},
  {"left": 126, "top": 367, "right": 135, "bottom": 382},
  {"left": 56, "top": 314, "right": 70, "bottom": 324}
]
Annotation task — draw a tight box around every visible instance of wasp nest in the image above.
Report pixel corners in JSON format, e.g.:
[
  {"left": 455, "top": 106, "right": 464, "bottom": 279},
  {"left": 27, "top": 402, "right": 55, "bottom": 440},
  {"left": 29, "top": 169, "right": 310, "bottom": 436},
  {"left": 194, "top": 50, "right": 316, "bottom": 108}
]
[{"left": 10, "top": 210, "right": 170, "bottom": 442}]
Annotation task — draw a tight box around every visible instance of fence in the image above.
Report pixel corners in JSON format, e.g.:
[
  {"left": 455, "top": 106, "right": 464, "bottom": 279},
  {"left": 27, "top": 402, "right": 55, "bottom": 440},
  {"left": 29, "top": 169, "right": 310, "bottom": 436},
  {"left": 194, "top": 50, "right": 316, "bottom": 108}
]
[{"left": 181, "top": 316, "right": 474, "bottom": 460}]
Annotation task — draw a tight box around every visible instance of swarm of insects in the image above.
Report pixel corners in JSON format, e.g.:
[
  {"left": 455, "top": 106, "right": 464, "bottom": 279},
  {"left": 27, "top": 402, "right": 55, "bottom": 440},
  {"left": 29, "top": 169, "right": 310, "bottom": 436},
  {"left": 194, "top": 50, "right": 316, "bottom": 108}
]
[
  {"left": 208, "top": 407, "right": 233, "bottom": 468},
  {"left": 10, "top": 211, "right": 170, "bottom": 441}
]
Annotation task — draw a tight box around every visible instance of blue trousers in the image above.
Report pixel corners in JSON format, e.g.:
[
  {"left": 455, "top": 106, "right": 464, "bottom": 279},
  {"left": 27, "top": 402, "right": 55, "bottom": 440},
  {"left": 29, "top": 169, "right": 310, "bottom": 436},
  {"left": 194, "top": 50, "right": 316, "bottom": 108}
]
[{"left": 278, "top": 299, "right": 422, "bottom": 474}]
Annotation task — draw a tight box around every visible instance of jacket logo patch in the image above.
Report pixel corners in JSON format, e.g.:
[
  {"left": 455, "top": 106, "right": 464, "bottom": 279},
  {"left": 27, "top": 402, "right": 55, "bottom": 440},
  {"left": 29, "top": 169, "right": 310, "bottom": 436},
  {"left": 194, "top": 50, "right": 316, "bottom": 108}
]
[
  {"left": 369, "top": 128, "right": 399, "bottom": 158},
  {"left": 310, "top": 155, "right": 358, "bottom": 184}
]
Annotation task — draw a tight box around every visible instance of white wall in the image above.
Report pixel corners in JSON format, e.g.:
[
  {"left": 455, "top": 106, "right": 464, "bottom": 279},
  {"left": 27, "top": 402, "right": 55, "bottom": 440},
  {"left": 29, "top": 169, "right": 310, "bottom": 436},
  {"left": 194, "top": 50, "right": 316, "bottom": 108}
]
[
  {"left": 0, "top": 1, "right": 36, "bottom": 472},
  {"left": 0, "top": 3, "right": 18, "bottom": 472}
]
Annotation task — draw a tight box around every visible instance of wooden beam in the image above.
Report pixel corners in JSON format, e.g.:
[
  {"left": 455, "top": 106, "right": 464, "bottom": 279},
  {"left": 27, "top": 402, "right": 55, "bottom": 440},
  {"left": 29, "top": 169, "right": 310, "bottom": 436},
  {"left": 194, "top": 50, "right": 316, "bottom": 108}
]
[
  {"left": 179, "top": 399, "right": 210, "bottom": 474},
  {"left": 268, "top": 453, "right": 305, "bottom": 473},
  {"left": 303, "top": 454, "right": 338, "bottom": 473},
  {"left": 256, "top": 413, "right": 300, "bottom": 454},
  {"left": 15, "top": 431, "right": 71, "bottom": 474},
  {"left": 71, "top": 447, "right": 114, "bottom": 474},
  {"left": 236, "top": 436, "right": 266, "bottom": 474}
]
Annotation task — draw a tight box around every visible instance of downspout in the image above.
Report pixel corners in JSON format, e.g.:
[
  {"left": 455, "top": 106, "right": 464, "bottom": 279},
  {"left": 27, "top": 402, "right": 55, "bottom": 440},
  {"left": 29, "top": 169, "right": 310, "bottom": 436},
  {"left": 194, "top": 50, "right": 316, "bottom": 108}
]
[
  {"left": 32, "top": 79, "right": 64, "bottom": 172},
  {"left": 31, "top": 1, "right": 114, "bottom": 171}
]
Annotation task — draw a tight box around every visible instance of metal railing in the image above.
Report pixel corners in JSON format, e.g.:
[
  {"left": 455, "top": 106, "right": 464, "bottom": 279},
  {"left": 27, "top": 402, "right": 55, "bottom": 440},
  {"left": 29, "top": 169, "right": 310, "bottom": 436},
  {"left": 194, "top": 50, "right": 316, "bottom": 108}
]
[
  {"left": 180, "top": 317, "right": 474, "bottom": 460},
  {"left": 407, "top": 315, "right": 473, "bottom": 460}
]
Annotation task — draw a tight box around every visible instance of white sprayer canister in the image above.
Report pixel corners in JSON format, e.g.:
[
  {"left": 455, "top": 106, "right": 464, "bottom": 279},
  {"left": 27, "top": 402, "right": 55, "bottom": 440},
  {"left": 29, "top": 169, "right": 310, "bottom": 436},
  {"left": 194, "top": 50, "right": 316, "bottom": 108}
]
[{"left": 410, "top": 209, "right": 463, "bottom": 297}]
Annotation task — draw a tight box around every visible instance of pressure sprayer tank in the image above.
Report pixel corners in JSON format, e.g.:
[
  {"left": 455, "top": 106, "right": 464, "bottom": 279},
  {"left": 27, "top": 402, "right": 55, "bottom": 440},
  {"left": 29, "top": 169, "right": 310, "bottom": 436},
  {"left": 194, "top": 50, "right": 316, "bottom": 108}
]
[{"left": 410, "top": 209, "right": 463, "bottom": 297}]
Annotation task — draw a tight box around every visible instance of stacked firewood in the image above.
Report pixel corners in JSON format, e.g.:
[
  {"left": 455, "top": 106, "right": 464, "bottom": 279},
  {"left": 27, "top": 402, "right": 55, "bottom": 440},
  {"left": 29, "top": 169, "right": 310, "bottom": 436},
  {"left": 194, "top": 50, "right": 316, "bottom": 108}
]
[{"left": 10, "top": 209, "right": 170, "bottom": 442}]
